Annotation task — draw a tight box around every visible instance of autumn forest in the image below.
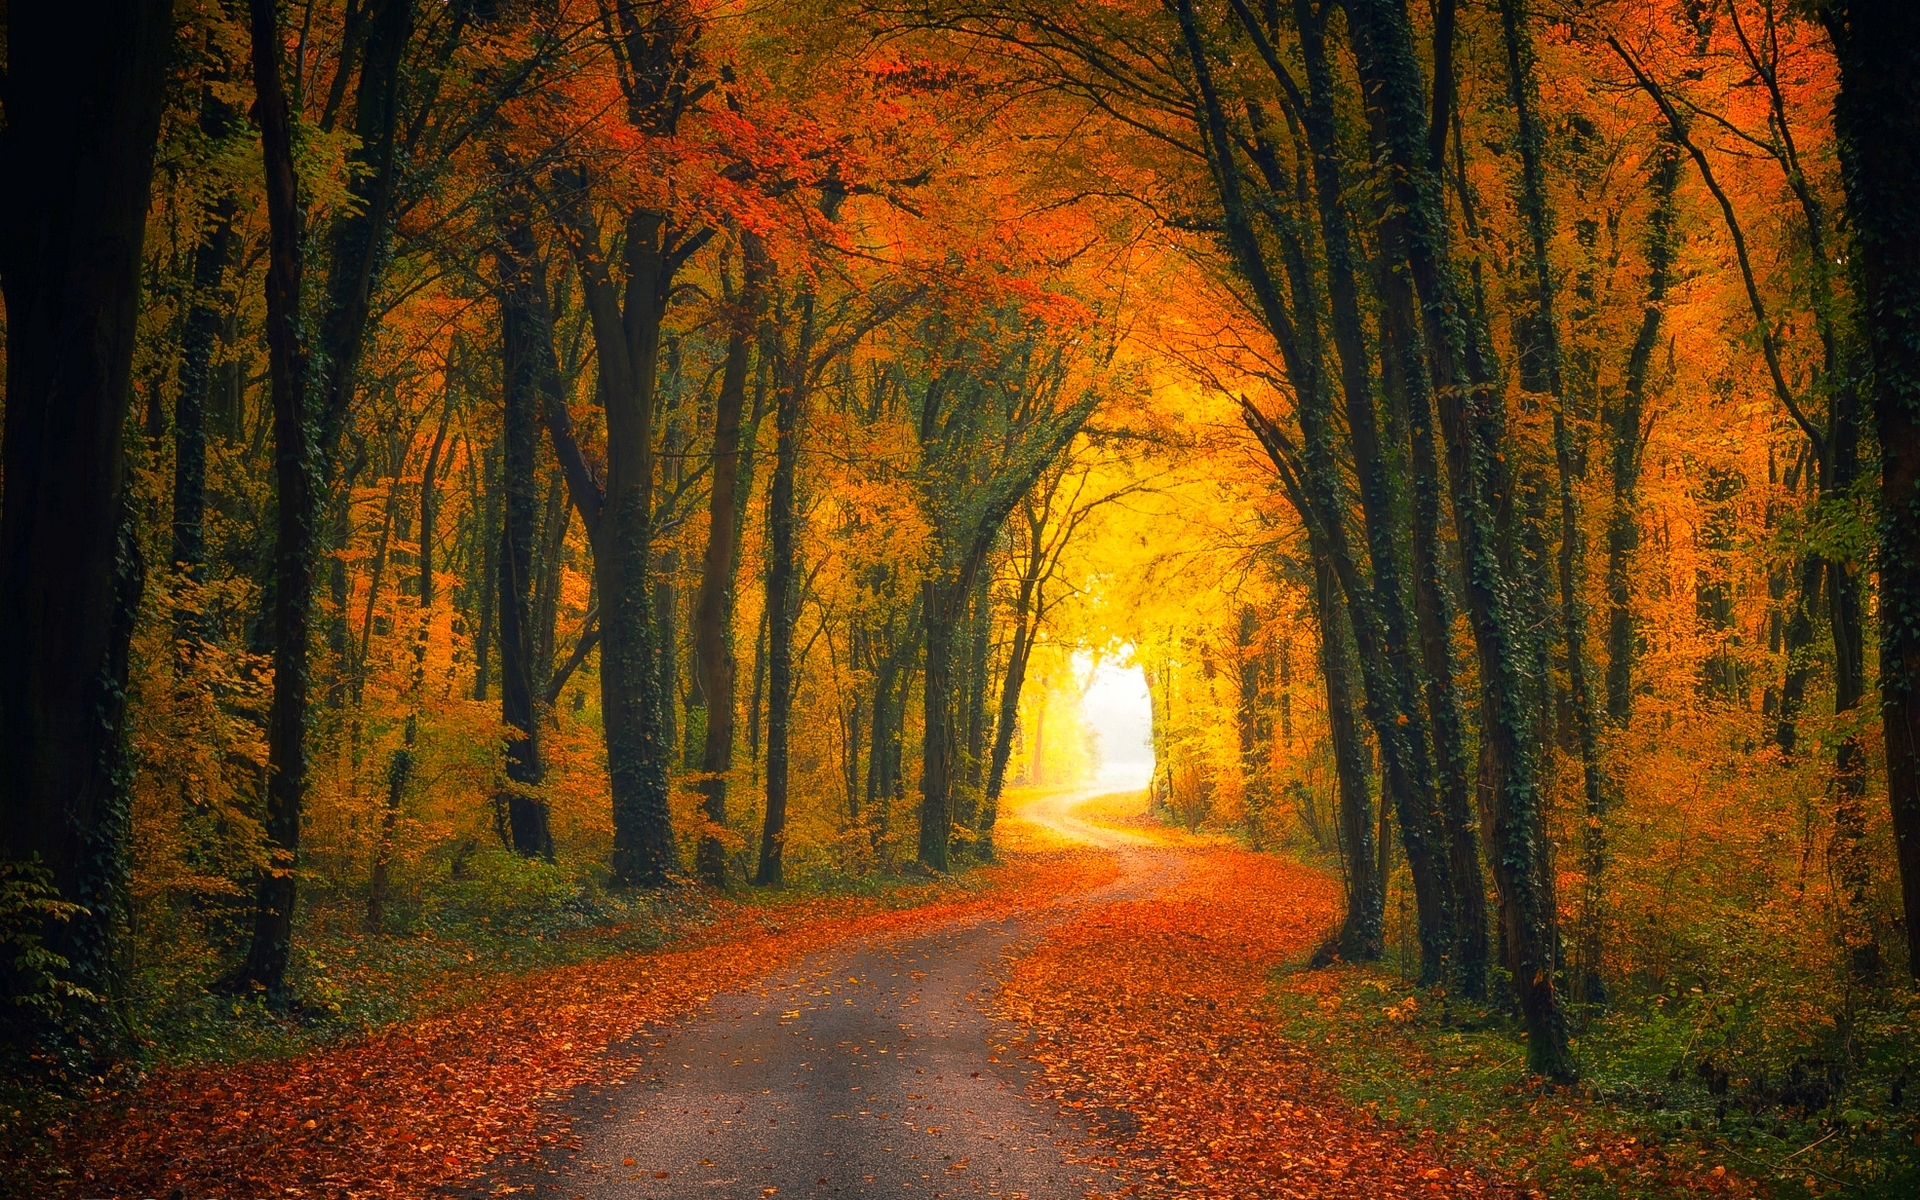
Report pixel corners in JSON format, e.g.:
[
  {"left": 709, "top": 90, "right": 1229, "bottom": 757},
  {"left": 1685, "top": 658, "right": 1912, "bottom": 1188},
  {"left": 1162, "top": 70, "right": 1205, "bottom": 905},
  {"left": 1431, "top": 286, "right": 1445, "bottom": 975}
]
[{"left": 5, "top": 0, "right": 1920, "bottom": 1196}]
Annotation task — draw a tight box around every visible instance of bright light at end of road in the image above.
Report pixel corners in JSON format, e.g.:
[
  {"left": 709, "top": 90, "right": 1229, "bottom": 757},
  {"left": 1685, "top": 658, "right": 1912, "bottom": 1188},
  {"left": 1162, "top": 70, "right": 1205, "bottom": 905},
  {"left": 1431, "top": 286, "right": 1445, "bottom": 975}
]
[{"left": 1079, "top": 650, "right": 1153, "bottom": 793}]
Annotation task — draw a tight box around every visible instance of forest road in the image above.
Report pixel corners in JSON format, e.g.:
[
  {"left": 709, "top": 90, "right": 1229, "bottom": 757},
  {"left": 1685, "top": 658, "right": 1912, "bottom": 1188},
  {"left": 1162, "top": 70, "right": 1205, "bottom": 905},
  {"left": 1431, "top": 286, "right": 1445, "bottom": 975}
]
[{"left": 446, "top": 790, "right": 1173, "bottom": 1200}]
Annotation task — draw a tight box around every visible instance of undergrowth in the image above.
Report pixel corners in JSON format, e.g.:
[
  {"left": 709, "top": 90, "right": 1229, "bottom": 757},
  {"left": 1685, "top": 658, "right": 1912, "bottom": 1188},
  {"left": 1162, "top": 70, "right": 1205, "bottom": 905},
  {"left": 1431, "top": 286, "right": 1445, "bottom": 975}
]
[{"left": 1269, "top": 962, "right": 1920, "bottom": 1199}]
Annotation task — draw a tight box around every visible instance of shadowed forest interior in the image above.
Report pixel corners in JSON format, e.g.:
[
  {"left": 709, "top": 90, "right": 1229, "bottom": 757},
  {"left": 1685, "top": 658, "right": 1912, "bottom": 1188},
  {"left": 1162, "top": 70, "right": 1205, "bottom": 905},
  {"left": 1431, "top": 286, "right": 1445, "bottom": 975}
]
[{"left": 5, "top": 1, "right": 1920, "bottom": 1197}]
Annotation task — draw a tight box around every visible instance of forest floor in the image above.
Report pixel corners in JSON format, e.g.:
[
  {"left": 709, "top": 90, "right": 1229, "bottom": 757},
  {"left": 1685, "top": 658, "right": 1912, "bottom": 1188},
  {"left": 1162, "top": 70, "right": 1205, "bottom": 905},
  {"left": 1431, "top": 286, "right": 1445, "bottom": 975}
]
[{"left": 22, "top": 789, "right": 1765, "bottom": 1200}]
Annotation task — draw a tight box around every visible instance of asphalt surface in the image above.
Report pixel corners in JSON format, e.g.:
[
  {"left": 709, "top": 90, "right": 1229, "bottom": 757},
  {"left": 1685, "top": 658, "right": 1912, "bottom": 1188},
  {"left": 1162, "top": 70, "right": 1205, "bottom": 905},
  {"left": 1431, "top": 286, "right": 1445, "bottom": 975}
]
[{"left": 451, "top": 793, "right": 1161, "bottom": 1200}]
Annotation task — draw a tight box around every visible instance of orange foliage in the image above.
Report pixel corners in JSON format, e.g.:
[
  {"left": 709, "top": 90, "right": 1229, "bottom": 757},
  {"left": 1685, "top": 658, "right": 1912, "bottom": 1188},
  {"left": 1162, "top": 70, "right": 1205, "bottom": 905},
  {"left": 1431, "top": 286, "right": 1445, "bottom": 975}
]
[
  {"left": 51, "top": 848, "right": 1114, "bottom": 1198},
  {"left": 997, "top": 811, "right": 1505, "bottom": 1197}
]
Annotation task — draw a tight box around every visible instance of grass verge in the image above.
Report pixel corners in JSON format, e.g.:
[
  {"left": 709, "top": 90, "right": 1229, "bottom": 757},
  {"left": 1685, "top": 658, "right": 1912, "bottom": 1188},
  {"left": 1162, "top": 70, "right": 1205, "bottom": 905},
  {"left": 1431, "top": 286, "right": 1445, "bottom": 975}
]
[{"left": 1269, "top": 963, "right": 1920, "bottom": 1199}]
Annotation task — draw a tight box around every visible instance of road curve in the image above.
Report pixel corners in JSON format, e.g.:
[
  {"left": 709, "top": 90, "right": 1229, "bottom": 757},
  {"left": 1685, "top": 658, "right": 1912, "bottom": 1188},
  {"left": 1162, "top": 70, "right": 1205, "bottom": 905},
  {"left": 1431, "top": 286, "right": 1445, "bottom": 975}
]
[{"left": 446, "top": 790, "right": 1165, "bottom": 1200}]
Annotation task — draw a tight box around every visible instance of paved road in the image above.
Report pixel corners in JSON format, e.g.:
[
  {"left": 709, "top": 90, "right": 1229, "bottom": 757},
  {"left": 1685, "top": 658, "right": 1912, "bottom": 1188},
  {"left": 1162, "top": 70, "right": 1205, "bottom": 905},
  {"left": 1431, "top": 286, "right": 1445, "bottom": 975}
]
[{"left": 453, "top": 792, "right": 1161, "bottom": 1200}]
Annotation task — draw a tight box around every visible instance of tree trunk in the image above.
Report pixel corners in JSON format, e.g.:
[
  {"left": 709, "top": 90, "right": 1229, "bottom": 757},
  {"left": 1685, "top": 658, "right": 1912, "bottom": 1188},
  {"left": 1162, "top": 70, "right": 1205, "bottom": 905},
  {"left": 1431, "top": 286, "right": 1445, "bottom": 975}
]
[
  {"left": 500, "top": 267, "right": 553, "bottom": 859},
  {"left": 918, "top": 578, "right": 964, "bottom": 872},
  {"left": 694, "top": 249, "right": 762, "bottom": 884},
  {"left": 471, "top": 444, "right": 498, "bottom": 703},
  {"left": 552, "top": 188, "right": 686, "bottom": 887},
  {"left": 312, "top": 0, "right": 414, "bottom": 464},
  {"left": 756, "top": 290, "right": 814, "bottom": 887},
  {"left": 1314, "top": 552, "right": 1383, "bottom": 961},
  {"left": 598, "top": 216, "right": 676, "bottom": 888},
  {"left": 532, "top": 470, "right": 568, "bottom": 690},
  {"left": 0, "top": 0, "right": 169, "bottom": 1044},
  {"left": 1185, "top": 0, "right": 1454, "bottom": 982},
  {"left": 1236, "top": 606, "right": 1269, "bottom": 844},
  {"left": 1390, "top": 0, "right": 1492, "bottom": 1000},
  {"left": 1825, "top": 0, "right": 1920, "bottom": 983},
  {"left": 958, "top": 568, "right": 993, "bottom": 835},
  {"left": 1497, "top": 0, "right": 1612, "bottom": 1007},
  {"left": 1347, "top": 0, "right": 1573, "bottom": 1079},
  {"left": 1606, "top": 137, "right": 1679, "bottom": 728},
  {"left": 232, "top": 0, "right": 311, "bottom": 1005},
  {"left": 867, "top": 607, "right": 920, "bottom": 841},
  {"left": 982, "top": 580, "right": 1036, "bottom": 855},
  {"left": 418, "top": 394, "right": 453, "bottom": 611}
]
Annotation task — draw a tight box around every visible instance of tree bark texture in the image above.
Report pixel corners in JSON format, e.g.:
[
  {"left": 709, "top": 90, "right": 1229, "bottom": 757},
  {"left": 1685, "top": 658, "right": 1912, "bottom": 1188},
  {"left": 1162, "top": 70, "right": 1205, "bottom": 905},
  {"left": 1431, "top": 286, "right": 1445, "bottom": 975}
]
[
  {"left": 234, "top": 0, "right": 312, "bottom": 1003},
  {"left": 1314, "top": 551, "right": 1384, "bottom": 960},
  {"left": 1181, "top": 0, "right": 1456, "bottom": 983},
  {"left": 0, "top": 0, "right": 171, "bottom": 1041},
  {"left": 1346, "top": 0, "right": 1573, "bottom": 1079},
  {"left": 756, "top": 289, "right": 814, "bottom": 887},
  {"left": 691, "top": 249, "right": 760, "bottom": 885},
  {"left": 555, "top": 191, "right": 686, "bottom": 887},
  {"left": 1497, "top": 0, "right": 1613, "bottom": 1006},
  {"left": 500, "top": 262, "right": 554, "bottom": 859},
  {"left": 171, "top": 83, "right": 240, "bottom": 588},
  {"left": 1825, "top": 0, "right": 1920, "bottom": 980},
  {"left": 1606, "top": 137, "right": 1679, "bottom": 728}
]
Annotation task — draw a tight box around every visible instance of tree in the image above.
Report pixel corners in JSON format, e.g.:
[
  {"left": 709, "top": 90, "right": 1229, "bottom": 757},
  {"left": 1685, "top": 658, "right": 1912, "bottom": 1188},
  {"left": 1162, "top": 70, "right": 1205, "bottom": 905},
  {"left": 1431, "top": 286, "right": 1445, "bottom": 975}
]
[
  {"left": 1344, "top": 0, "right": 1573, "bottom": 1079},
  {"left": 1821, "top": 0, "right": 1920, "bottom": 981},
  {"left": 979, "top": 455, "right": 1137, "bottom": 854},
  {"left": 544, "top": 0, "right": 716, "bottom": 883},
  {"left": 906, "top": 313, "right": 1097, "bottom": 872},
  {"left": 0, "top": 0, "right": 173, "bottom": 1049},
  {"left": 233, "top": 0, "right": 314, "bottom": 1005},
  {"left": 497, "top": 218, "right": 558, "bottom": 860},
  {"left": 690, "top": 238, "right": 765, "bottom": 886}
]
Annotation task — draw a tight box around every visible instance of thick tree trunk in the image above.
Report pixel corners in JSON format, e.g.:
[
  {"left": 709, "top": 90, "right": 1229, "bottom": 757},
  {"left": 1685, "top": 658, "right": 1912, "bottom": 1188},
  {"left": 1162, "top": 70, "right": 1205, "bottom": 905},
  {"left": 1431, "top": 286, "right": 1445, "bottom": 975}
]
[
  {"left": 550, "top": 183, "right": 689, "bottom": 887},
  {"left": 236, "top": 0, "right": 417, "bottom": 990},
  {"left": 1314, "top": 553, "right": 1384, "bottom": 961},
  {"left": 1295, "top": 0, "right": 1479, "bottom": 986},
  {"left": 500, "top": 270, "right": 553, "bottom": 859},
  {"left": 1363, "top": 206, "right": 1491, "bottom": 995},
  {"left": 1347, "top": 0, "right": 1573, "bottom": 1079},
  {"left": 918, "top": 578, "right": 965, "bottom": 872},
  {"left": 1184, "top": 0, "right": 1454, "bottom": 980},
  {"left": 601, "top": 214, "right": 677, "bottom": 887},
  {"left": 313, "top": 0, "right": 414, "bottom": 463},
  {"left": 0, "top": 0, "right": 169, "bottom": 1044},
  {"left": 1824, "top": 0, "right": 1918, "bottom": 979},
  {"left": 691, "top": 254, "right": 749, "bottom": 882},
  {"left": 1497, "top": 0, "right": 1612, "bottom": 1005}
]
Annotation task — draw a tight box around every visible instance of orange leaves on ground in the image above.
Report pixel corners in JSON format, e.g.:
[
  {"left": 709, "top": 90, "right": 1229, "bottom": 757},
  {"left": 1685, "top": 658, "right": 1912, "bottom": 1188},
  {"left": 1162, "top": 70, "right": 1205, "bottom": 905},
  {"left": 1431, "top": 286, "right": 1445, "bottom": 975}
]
[
  {"left": 54, "top": 851, "right": 1113, "bottom": 1198},
  {"left": 998, "top": 841, "right": 1500, "bottom": 1199}
]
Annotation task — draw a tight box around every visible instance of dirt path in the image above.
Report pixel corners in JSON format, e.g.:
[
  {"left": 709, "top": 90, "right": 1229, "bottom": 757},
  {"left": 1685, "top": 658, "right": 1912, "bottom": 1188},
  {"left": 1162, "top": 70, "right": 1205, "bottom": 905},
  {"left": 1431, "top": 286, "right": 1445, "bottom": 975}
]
[
  {"left": 445, "top": 791, "right": 1173, "bottom": 1200},
  {"left": 445, "top": 792, "right": 1499, "bottom": 1200},
  {"left": 52, "top": 791, "right": 1495, "bottom": 1199}
]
